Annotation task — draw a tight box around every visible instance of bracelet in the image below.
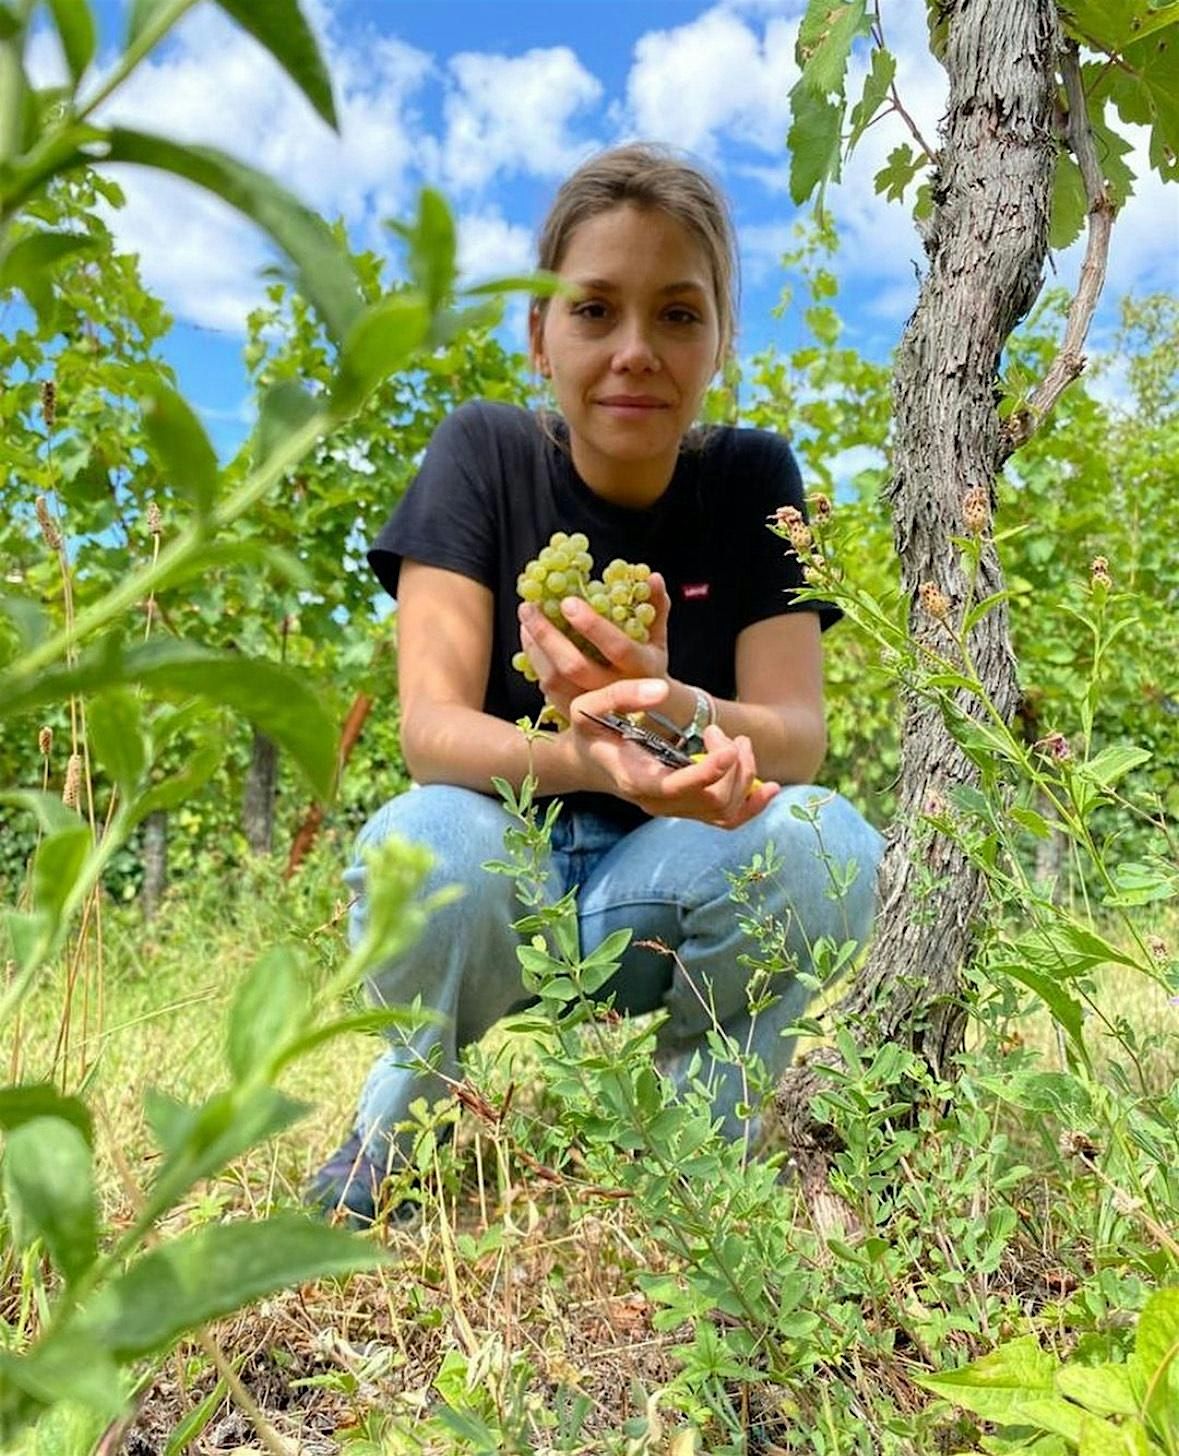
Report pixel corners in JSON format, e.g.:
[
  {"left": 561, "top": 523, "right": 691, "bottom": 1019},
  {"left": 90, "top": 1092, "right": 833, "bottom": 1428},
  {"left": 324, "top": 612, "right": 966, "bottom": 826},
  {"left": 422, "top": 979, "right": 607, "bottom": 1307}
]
[{"left": 646, "top": 687, "right": 715, "bottom": 754}]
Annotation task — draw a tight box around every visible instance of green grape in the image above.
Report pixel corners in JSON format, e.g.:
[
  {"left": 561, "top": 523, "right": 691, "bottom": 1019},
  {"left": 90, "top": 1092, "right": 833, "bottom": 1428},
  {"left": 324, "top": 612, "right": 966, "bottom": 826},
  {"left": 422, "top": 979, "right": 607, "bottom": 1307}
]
[{"left": 514, "top": 531, "right": 655, "bottom": 705}]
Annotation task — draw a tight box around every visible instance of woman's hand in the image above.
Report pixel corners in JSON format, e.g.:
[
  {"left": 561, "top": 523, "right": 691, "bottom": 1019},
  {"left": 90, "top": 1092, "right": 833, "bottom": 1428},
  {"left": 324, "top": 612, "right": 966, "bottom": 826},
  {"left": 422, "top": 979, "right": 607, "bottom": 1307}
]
[
  {"left": 566, "top": 679, "right": 780, "bottom": 830},
  {"left": 518, "top": 572, "right": 671, "bottom": 724}
]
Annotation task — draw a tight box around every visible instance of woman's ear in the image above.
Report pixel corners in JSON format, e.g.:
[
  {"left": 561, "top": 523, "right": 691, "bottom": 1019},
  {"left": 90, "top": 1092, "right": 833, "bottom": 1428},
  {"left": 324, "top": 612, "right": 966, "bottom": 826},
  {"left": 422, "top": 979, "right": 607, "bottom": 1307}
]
[{"left": 528, "top": 302, "right": 549, "bottom": 376}]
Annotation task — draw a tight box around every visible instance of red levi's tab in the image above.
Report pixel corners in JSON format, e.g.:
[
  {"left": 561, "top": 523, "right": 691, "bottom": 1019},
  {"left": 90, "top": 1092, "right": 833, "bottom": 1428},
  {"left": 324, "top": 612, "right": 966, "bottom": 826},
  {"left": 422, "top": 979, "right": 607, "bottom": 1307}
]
[{"left": 681, "top": 582, "right": 710, "bottom": 601}]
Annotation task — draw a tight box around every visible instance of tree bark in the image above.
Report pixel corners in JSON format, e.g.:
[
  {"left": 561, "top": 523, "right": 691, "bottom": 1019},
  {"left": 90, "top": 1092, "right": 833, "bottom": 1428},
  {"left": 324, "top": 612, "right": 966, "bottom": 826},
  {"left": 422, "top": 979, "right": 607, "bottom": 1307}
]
[
  {"left": 140, "top": 809, "right": 167, "bottom": 920},
  {"left": 242, "top": 727, "right": 279, "bottom": 856},
  {"left": 777, "top": 0, "right": 1060, "bottom": 1154}
]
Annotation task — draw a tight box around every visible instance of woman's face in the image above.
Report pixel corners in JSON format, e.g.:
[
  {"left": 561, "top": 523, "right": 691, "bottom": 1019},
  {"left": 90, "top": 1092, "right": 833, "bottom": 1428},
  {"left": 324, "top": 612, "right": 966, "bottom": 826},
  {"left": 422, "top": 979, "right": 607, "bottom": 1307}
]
[{"left": 531, "top": 204, "right": 722, "bottom": 505}]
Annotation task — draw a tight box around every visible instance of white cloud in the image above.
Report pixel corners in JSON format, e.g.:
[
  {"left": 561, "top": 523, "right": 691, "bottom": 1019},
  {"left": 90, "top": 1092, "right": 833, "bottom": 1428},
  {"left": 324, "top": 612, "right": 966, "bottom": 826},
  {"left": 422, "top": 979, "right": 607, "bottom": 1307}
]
[
  {"left": 441, "top": 48, "right": 602, "bottom": 192},
  {"left": 456, "top": 208, "right": 535, "bottom": 284},
  {"left": 624, "top": 7, "right": 798, "bottom": 156},
  {"left": 78, "top": 6, "right": 433, "bottom": 331}
]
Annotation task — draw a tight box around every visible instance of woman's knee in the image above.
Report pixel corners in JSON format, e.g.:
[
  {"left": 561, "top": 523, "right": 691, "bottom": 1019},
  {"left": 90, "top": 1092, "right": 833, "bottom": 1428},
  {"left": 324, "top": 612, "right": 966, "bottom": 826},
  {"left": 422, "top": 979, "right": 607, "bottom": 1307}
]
[{"left": 351, "top": 784, "right": 517, "bottom": 890}]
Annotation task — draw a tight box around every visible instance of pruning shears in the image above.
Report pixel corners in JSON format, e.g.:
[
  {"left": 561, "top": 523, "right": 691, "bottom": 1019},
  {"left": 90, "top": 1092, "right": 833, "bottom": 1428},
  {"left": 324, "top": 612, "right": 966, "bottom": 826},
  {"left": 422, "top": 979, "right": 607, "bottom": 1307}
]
[{"left": 577, "top": 709, "right": 765, "bottom": 792}]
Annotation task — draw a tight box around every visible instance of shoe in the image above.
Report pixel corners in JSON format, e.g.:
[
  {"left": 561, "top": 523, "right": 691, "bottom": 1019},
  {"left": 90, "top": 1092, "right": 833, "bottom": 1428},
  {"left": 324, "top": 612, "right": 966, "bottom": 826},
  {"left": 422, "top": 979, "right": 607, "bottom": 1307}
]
[{"left": 305, "top": 1128, "right": 420, "bottom": 1231}]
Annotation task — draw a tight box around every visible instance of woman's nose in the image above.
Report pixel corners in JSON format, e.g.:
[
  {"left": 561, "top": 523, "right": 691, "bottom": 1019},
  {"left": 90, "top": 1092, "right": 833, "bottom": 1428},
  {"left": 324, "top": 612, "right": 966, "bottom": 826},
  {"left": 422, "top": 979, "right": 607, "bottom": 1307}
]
[{"left": 611, "top": 319, "right": 660, "bottom": 372}]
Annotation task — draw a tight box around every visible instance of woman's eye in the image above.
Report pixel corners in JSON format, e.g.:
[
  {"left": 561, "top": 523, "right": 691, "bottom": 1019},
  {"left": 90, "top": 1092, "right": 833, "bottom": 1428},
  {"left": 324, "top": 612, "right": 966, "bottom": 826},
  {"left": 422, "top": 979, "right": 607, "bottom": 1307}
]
[
  {"left": 665, "top": 307, "right": 701, "bottom": 325},
  {"left": 572, "top": 301, "right": 609, "bottom": 320}
]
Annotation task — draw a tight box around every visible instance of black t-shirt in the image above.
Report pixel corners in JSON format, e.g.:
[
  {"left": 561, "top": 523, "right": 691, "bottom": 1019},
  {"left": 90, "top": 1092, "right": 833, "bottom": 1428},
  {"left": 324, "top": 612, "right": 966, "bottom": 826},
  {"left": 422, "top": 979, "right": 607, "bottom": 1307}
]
[{"left": 369, "top": 400, "right": 836, "bottom": 824}]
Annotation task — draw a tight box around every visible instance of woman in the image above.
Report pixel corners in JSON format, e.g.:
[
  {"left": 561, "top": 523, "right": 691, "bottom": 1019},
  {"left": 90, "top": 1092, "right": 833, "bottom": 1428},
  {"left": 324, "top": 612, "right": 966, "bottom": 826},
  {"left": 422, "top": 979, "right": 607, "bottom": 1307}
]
[{"left": 310, "top": 144, "right": 883, "bottom": 1225}]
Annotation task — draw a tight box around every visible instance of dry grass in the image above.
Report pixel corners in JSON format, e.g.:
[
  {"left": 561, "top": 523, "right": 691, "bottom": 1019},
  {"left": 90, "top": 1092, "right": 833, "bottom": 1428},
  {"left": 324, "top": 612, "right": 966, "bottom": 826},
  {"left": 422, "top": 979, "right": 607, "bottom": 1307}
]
[{"left": 3, "top": 856, "right": 1175, "bottom": 1454}]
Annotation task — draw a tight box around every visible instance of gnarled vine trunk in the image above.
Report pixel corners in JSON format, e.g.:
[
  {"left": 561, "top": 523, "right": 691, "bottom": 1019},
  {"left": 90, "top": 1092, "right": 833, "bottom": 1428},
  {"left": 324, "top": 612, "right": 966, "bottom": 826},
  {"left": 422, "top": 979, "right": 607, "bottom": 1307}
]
[
  {"left": 777, "top": 0, "right": 1060, "bottom": 1153},
  {"left": 243, "top": 727, "right": 279, "bottom": 856}
]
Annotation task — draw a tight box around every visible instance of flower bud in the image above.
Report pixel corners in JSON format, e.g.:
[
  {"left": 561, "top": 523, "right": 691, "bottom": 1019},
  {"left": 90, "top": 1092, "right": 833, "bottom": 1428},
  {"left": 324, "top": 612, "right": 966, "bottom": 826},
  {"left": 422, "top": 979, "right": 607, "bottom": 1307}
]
[
  {"left": 963, "top": 486, "right": 988, "bottom": 536},
  {"left": 1090, "top": 555, "right": 1112, "bottom": 591},
  {"left": 918, "top": 581, "right": 951, "bottom": 621},
  {"left": 1034, "top": 730, "right": 1072, "bottom": 762},
  {"left": 38, "top": 726, "right": 53, "bottom": 756},
  {"left": 62, "top": 752, "right": 82, "bottom": 810},
  {"left": 35, "top": 496, "right": 62, "bottom": 551}
]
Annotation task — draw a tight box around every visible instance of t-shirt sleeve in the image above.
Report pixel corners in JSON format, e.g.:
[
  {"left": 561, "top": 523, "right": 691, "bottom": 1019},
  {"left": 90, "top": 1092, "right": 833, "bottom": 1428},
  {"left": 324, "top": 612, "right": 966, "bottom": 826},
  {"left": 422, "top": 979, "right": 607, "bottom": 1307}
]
[
  {"left": 367, "top": 403, "right": 499, "bottom": 600},
  {"left": 734, "top": 431, "right": 841, "bottom": 633}
]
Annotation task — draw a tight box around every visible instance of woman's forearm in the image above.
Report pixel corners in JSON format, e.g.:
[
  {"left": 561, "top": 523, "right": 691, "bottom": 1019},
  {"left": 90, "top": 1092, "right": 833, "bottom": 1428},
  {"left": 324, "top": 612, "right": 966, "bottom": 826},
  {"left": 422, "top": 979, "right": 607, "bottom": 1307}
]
[
  {"left": 401, "top": 701, "right": 601, "bottom": 798},
  {"left": 657, "top": 678, "right": 827, "bottom": 786}
]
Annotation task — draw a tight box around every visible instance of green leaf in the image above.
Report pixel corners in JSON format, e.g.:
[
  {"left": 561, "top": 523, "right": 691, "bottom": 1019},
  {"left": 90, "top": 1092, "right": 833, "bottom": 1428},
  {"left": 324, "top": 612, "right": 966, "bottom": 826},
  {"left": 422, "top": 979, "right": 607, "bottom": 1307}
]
[
  {"left": 142, "top": 381, "right": 219, "bottom": 515},
  {"left": 271, "top": 1006, "right": 437, "bottom": 1074},
  {"left": 1105, "top": 859, "right": 1176, "bottom": 907},
  {"left": 0, "top": 593, "right": 49, "bottom": 653},
  {"left": 0, "top": 230, "right": 99, "bottom": 328},
  {"left": 0, "top": 1084, "right": 93, "bottom": 1144},
  {"left": 88, "top": 688, "right": 147, "bottom": 797},
  {"left": 162, "top": 1372, "right": 230, "bottom": 1455},
  {"left": 45, "top": 0, "right": 96, "bottom": 84},
  {"left": 126, "top": 0, "right": 185, "bottom": 45},
  {"left": 1056, "top": 1360, "right": 1138, "bottom": 1418},
  {"left": 0, "top": 639, "right": 338, "bottom": 799},
  {"left": 991, "top": 963, "right": 1090, "bottom": 1064},
  {"left": 917, "top": 1336, "right": 1057, "bottom": 1421},
  {"left": 253, "top": 377, "right": 323, "bottom": 471},
  {"left": 0, "top": 789, "right": 83, "bottom": 836},
  {"left": 32, "top": 822, "right": 91, "bottom": 921},
  {"left": 788, "top": 85, "right": 844, "bottom": 204},
  {"left": 0, "top": 1333, "right": 123, "bottom": 1420},
  {"left": 1010, "top": 804, "right": 1056, "bottom": 840},
  {"left": 77, "top": 1216, "right": 388, "bottom": 1359},
  {"left": 848, "top": 45, "right": 896, "bottom": 148},
  {"left": 1050, "top": 151, "right": 1089, "bottom": 250},
  {"left": 2, "top": 910, "right": 50, "bottom": 973},
  {"left": 331, "top": 293, "right": 430, "bottom": 414},
  {"left": 3, "top": 1117, "right": 99, "bottom": 1286},
  {"left": 1078, "top": 1412, "right": 1151, "bottom": 1456},
  {"left": 0, "top": 6, "right": 22, "bottom": 41},
  {"left": 1117, "top": 29, "right": 1179, "bottom": 182},
  {"left": 144, "top": 1085, "right": 307, "bottom": 1212},
  {"left": 795, "top": 0, "right": 868, "bottom": 97},
  {"left": 226, "top": 946, "right": 309, "bottom": 1082},
  {"left": 213, "top": 0, "right": 336, "bottom": 128},
  {"left": 401, "top": 187, "right": 457, "bottom": 310},
  {"left": 102, "top": 129, "right": 364, "bottom": 344},
  {"left": 1133, "top": 1284, "right": 1179, "bottom": 1421},
  {"left": 127, "top": 734, "right": 223, "bottom": 824},
  {"left": 1079, "top": 744, "right": 1151, "bottom": 787},
  {"left": 874, "top": 142, "right": 926, "bottom": 202}
]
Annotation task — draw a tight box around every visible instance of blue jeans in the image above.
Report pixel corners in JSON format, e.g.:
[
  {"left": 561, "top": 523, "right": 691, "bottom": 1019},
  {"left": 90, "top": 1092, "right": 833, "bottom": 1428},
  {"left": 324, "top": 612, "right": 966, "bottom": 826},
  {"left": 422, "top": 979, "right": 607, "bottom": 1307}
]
[{"left": 344, "top": 784, "right": 883, "bottom": 1156}]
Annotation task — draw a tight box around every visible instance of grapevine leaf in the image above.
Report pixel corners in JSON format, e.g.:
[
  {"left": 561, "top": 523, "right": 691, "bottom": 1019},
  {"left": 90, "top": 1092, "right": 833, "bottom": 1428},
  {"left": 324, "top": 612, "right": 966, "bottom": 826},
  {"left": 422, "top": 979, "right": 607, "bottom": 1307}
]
[
  {"left": 1049, "top": 151, "right": 1088, "bottom": 250},
  {"left": 1088, "top": 101, "right": 1137, "bottom": 207},
  {"left": 874, "top": 142, "right": 926, "bottom": 202},
  {"left": 213, "top": 0, "right": 336, "bottom": 129},
  {"left": 45, "top": 0, "right": 96, "bottom": 84},
  {"left": 77, "top": 1216, "right": 388, "bottom": 1359},
  {"left": 102, "top": 129, "right": 365, "bottom": 344},
  {"left": 788, "top": 85, "right": 844, "bottom": 204},
  {"left": 848, "top": 45, "right": 896, "bottom": 149},
  {"left": 795, "top": 0, "right": 869, "bottom": 98},
  {"left": 0, "top": 1085, "right": 93, "bottom": 1144},
  {"left": 142, "top": 381, "right": 219, "bottom": 515},
  {"left": 3, "top": 1117, "right": 99, "bottom": 1286},
  {"left": 0, "top": 230, "right": 99, "bottom": 329},
  {"left": 1060, "top": 0, "right": 1179, "bottom": 52},
  {"left": 1108, "top": 29, "right": 1179, "bottom": 181},
  {"left": 0, "top": 639, "right": 337, "bottom": 799}
]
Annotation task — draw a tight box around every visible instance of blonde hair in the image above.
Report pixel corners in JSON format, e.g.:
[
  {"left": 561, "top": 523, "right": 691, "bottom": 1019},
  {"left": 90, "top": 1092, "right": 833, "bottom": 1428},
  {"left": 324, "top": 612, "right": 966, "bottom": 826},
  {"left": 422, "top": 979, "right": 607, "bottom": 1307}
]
[{"left": 530, "top": 143, "right": 739, "bottom": 368}]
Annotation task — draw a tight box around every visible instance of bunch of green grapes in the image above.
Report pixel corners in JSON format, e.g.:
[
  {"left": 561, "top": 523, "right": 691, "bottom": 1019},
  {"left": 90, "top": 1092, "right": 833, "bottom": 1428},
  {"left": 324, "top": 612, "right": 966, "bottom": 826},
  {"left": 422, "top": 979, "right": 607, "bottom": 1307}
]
[{"left": 511, "top": 530, "right": 656, "bottom": 686}]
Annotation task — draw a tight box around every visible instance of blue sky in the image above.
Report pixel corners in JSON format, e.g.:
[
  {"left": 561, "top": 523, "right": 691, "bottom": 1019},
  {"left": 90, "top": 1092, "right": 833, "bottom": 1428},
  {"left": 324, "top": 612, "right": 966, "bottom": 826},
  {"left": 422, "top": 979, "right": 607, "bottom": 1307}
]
[{"left": 31, "top": 1, "right": 1179, "bottom": 456}]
